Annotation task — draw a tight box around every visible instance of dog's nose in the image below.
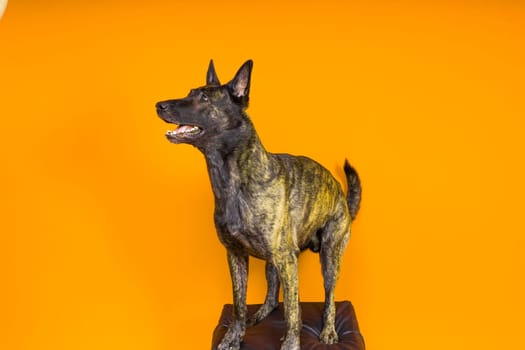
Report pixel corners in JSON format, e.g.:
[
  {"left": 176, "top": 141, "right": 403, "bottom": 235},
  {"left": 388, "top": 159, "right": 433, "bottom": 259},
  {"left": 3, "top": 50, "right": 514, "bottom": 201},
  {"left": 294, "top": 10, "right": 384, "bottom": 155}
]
[{"left": 156, "top": 101, "right": 169, "bottom": 111}]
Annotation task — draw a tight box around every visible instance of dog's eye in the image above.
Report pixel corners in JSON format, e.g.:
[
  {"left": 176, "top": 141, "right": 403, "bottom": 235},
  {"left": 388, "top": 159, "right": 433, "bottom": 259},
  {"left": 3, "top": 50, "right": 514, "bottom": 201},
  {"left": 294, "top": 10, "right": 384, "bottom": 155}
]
[{"left": 200, "top": 93, "right": 209, "bottom": 102}]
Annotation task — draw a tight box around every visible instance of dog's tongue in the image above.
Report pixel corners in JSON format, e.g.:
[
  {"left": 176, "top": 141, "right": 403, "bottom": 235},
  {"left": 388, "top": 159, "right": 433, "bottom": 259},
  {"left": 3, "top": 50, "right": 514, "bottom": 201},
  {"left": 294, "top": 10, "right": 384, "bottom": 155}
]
[{"left": 167, "top": 124, "right": 201, "bottom": 139}]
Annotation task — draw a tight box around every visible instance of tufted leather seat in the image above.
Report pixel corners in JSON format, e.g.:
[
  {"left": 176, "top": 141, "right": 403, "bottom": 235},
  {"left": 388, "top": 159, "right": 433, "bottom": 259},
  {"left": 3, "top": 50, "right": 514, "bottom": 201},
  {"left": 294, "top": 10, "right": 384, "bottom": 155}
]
[{"left": 211, "top": 301, "right": 365, "bottom": 349}]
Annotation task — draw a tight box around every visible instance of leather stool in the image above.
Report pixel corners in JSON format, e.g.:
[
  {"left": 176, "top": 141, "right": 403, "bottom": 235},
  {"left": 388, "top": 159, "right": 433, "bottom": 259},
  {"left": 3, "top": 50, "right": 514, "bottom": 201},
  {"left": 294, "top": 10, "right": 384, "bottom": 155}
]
[{"left": 211, "top": 301, "right": 365, "bottom": 349}]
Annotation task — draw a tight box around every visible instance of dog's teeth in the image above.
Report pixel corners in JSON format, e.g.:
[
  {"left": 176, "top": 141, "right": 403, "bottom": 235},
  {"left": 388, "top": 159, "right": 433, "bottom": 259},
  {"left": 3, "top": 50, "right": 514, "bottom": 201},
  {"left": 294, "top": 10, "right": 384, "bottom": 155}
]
[{"left": 166, "top": 125, "right": 201, "bottom": 138}]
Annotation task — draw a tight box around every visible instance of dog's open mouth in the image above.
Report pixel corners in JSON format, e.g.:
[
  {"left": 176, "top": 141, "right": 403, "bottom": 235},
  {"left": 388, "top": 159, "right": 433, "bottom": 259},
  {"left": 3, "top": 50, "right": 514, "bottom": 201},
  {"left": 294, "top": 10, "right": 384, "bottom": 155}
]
[{"left": 166, "top": 124, "right": 204, "bottom": 142}]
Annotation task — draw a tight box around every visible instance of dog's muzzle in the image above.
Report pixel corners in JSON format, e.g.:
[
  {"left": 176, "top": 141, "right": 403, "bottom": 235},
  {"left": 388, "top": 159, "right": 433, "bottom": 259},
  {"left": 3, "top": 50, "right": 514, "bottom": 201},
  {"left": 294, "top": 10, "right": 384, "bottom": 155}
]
[{"left": 156, "top": 102, "right": 205, "bottom": 143}]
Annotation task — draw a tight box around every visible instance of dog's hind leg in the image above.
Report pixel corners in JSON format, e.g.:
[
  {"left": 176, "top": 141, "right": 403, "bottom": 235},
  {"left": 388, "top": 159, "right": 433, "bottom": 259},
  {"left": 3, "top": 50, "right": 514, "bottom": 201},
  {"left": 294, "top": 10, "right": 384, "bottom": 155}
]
[
  {"left": 319, "top": 215, "right": 351, "bottom": 344},
  {"left": 218, "top": 250, "right": 249, "bottom": 350},
  {"left": 247, "top": 261, "right": 280, "bottom": 327}
]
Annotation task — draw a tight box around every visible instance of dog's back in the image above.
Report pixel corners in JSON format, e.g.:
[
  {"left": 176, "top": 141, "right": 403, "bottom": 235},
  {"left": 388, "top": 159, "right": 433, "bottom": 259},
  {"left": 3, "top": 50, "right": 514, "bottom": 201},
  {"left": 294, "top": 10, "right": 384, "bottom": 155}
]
[{"left": 272, "top": 154, "right": 353, "bottom": 252}]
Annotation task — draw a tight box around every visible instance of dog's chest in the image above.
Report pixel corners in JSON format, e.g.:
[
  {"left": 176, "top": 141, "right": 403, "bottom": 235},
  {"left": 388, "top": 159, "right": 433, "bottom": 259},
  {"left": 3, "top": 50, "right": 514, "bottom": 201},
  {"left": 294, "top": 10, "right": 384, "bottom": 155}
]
[{"left": 213, "top": 187, "right": 285, "bottom": 259}]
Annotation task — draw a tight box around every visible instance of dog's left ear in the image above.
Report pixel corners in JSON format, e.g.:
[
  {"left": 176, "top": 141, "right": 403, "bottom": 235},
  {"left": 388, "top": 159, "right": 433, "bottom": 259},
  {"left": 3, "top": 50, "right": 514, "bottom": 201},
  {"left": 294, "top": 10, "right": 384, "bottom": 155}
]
[
  {"left": 206, "top": 59, "right": 221, "bottom": 86},
  {"left": 227, "top": 60, "right": 253, "bottom": 106}
]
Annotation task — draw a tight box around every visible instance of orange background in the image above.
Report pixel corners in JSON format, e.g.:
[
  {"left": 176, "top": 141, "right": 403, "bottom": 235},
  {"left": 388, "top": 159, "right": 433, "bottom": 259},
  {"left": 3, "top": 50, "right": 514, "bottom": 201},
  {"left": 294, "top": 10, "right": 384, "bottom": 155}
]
[{"left": 2, "top": 1, "right": 524, "bottom": 349}]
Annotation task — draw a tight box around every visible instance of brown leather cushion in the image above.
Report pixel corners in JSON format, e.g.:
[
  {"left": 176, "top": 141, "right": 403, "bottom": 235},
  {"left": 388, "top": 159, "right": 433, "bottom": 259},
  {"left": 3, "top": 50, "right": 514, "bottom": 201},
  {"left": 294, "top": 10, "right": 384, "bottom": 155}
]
[{"left": 211, "top": 301, "right": 365, "bottom": 349}]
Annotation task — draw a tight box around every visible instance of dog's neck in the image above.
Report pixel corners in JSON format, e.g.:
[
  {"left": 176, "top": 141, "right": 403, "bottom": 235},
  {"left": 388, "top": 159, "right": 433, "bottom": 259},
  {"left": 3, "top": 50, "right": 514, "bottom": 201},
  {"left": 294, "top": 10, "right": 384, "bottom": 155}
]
[{"left": 203, "top": 120, "right": 278, "bottom": 201}]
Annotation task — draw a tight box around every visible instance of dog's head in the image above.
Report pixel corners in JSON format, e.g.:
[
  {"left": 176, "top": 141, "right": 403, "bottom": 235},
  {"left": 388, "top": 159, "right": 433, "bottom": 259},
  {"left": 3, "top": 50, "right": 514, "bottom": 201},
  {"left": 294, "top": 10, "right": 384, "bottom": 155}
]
[{"left": 156, "top": 60, "right": 253, "bottom": 151}]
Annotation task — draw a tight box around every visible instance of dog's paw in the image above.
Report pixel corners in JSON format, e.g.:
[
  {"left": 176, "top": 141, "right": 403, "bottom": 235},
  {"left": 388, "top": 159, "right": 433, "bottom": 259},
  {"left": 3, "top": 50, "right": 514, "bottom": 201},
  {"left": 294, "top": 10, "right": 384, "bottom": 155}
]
[
  {"left": 280, "top": 334, "right": 300, "bottom": 350},
  {"left": 320, "top": 326, "right": 339, "bottom": 344},
  {"left": 247, "top": 301, "right": 279, "bottom": 327},
  {"left": 217, "top": 336, "right": 241, "bottom": 350},
  {"left": 217, "top": 324, "right": 243, "bottom": 350}
]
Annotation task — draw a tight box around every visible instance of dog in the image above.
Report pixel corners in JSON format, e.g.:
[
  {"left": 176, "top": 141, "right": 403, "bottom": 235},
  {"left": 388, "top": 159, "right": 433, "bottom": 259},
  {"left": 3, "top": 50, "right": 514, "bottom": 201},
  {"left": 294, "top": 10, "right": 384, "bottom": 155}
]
[{"left": 156, "top": 60, "right": 361, "bottom": 350}]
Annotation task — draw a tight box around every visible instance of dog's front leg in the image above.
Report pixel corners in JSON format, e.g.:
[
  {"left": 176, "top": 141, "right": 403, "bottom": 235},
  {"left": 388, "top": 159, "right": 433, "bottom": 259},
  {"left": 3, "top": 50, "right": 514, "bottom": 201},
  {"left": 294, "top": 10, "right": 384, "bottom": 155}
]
[
  {"left": 274, "top": 251, "right": 301, "bottom": 350},
  {"left": 218, "top": 250, "right": 249, "bottom": 350}
]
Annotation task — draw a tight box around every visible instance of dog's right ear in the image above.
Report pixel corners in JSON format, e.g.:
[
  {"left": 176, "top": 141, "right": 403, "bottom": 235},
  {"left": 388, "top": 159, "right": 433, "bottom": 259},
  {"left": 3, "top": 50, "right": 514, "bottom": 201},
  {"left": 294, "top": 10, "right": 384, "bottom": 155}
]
[{"left": 206, "top": 59, "right": 221, "bottom": 86}]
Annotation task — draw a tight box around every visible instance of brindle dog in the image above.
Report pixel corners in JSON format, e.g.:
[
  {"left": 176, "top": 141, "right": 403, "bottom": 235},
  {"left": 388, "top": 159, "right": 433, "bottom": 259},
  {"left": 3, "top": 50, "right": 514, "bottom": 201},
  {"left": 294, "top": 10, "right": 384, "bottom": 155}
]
[{"left": 156, "top": 60, "right": 361, "bottom": 350}]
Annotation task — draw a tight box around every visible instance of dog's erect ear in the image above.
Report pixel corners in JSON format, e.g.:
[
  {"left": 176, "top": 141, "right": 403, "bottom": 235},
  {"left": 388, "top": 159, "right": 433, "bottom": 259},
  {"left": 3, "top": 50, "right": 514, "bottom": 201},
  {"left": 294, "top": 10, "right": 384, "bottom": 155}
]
[
  {"left": 206, "top": 59, "right": 221, "bottom": 86},
  {"left": 227, "top": 60, "right": 253, "bottom": 105}
]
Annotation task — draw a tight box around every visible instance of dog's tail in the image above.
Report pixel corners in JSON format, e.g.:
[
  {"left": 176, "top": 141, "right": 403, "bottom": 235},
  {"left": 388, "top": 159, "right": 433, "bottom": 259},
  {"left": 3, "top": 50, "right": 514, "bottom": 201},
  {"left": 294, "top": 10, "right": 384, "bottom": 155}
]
[{"left": 344, "top": 159, "right": 362, "bottom": 221}]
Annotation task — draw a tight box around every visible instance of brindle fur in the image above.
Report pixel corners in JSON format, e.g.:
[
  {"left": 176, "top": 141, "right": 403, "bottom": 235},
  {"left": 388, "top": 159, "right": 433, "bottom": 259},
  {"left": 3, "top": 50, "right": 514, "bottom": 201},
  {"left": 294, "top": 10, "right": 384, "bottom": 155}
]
[{"left": 156, "top": 60, "right": 361, "bottom": 350}]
